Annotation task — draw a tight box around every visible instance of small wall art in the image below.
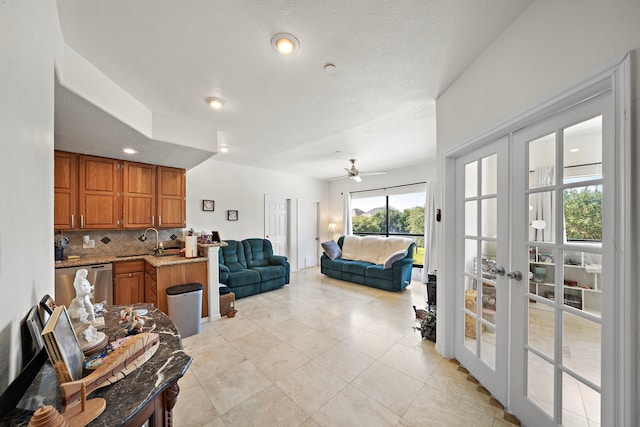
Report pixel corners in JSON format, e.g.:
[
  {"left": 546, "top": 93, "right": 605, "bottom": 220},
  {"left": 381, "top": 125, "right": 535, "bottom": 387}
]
[
  {"left": 227, "top": 210, "right": 238, "bottom": 221},
  {"left": 202, "top": 200, "right": 215, "bottom": 211}
]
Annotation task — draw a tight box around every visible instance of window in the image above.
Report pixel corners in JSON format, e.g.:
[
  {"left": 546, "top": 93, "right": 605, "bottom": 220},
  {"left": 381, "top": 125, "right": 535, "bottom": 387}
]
[{"left": 350, "top": 186, "right": 425, "bottom": 266}]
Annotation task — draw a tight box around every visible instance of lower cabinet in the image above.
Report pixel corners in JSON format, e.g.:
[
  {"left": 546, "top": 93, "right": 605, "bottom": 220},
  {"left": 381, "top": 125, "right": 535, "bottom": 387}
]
[
  {"left": 113, "top": 260, "right": 145, "bottom": 305},
  {"left": 144, "top": 260, "right": 208, "bottom": 318}
]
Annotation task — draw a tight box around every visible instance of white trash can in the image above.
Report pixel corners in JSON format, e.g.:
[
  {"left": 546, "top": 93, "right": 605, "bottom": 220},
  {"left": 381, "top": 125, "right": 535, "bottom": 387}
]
[{"left": 166, "top": 283, "right": 203, "bottom": 338}]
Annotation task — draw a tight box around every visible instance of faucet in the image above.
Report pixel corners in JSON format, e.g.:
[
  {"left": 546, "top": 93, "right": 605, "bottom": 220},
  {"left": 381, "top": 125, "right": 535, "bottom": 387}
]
[{"left": 141, "top": 228, "right": 161, "bottom": 254}]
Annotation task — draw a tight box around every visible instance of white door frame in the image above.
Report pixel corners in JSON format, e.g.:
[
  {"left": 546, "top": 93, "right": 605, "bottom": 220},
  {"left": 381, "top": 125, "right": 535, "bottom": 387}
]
[{"left": 439, "top": 53, "right": 634, "bottom": 424}]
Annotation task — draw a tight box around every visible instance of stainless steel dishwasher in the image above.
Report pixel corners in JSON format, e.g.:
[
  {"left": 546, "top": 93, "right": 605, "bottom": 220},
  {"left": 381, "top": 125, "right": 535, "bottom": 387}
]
[{"left": 54, "top": 263, "right": 113, "bottom": 308}]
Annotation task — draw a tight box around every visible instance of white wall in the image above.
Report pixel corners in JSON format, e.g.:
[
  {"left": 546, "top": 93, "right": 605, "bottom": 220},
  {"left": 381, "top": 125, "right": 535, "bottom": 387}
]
[
  {"left": 437, "top": 0, "right": 640, "bottom": 152},
  {"left": 0, "top": 0, "right": 61, "bottom": 393},
  {"left": 186, "top": 159, "right": 328, "bottom": 270},
  {"left": 326, "top": 162, "right": 438, "bottom": 240}
]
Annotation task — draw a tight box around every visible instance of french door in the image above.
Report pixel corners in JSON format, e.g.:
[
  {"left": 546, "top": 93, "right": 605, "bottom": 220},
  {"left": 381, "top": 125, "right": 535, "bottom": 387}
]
[
  {"left": 510, "top": 91, "right": 611, "bottom": 426},
  {"left": 455, "top": 136, "right": 510, "bottom": 403},
  {"left": 454, "top": 91, "right": 615, "bottom": 426}
]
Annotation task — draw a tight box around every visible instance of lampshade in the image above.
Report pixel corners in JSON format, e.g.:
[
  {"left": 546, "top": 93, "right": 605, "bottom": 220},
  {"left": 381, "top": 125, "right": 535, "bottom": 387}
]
[{"left": 328, "top": 223, "right": 337, "bottom": 233}]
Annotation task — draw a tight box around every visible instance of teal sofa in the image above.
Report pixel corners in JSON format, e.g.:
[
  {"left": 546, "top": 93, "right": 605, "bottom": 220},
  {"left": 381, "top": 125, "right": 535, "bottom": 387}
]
[
  {"left": 218, "top": 238, "right": 290, "bottom": 299},
  {"left": 321, "top": 235, "right": 416, "bottom": 292}
]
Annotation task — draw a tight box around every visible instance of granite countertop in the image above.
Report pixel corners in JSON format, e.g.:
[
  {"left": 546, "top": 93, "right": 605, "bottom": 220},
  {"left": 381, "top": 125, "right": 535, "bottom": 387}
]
[
  {"left": 55, "top": 253, "right": 208, "bottom": 269},
  {"left": 1, "top": 304, "right": 191, "bottom": 426}
]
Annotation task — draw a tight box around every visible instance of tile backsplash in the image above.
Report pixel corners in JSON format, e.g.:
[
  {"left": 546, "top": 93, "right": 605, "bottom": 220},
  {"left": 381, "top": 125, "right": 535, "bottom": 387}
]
[{"left": 55, "top": 228, "right": 186, "bottom": 258}]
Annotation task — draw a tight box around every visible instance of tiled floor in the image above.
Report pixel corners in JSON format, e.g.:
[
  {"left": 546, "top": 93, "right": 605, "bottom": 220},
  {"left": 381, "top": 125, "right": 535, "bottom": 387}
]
[{"left": 174, "top": 268, "right": 518, "bottom": 426}]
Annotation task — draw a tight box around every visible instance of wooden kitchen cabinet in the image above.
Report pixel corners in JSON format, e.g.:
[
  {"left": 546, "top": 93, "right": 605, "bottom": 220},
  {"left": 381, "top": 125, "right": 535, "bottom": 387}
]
[
  {"left": 145, "top": 260, "right": 208, "bottom": 318},
  {"left": 54, "top": 151, "right": 78, "bottom": 230},
  {"left": 54, "top": 151, "right": 186, "bottom": 230},
  {"left": 123, "top": 161, "right": 156, "bottom": 229},
  {"left": 144, "top": 262, "right": 158, "bottom": 306},
  {"left": 156, "top": 166, "right": 186, "bottom": 228},
  {"left": 114, "top": 260, "right": 145, "bottom": 305},
  {"left": 79, "top": 155, "right": 121, "bottom": 229}
]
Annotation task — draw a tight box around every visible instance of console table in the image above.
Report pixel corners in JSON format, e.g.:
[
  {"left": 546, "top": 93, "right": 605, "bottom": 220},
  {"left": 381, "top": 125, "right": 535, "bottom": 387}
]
[{"left": 0, "top": 304, "right": 191, "bottom": 426}]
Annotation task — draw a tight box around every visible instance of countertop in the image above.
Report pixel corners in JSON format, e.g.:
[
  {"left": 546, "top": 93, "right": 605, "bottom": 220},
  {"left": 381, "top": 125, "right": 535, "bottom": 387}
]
[
  {"left": 0, "top": 304, "right": 191, "bottom": 426},
  {"left": 55, "top": 253, "right": 208, "bottom": 269}
]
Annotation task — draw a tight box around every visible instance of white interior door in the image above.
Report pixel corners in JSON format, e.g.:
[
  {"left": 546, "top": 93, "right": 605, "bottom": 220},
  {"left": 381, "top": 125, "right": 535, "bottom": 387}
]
[
  {"left": 455, "top": 136, "right": 509, "bottom": 404},
  {"left": 509, "top": 92, "right": 611, "bottom": 426},
  {"left": 297, "top": 199, "right": 319, "bottom": 270},
  {"left": 264, "top": 195, "right": 288, "bottom": 256}
]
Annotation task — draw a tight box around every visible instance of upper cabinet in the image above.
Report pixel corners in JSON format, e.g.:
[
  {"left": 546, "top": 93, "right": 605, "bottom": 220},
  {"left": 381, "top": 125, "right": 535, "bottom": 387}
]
[
  {"left": 157, "top": 166, "right": 186, "bottom": 228},
  {"left": 54, "top": 151, "right": 185, "bottom": 230},
  {"left": 79, "top": 155, "right": 121, "bottom": 229},
  {"left": 54, "top": 151, "right": 78, "bottom": 230},
  {"left": 123, "top": 161, "right": 156, "bottom": 229}
]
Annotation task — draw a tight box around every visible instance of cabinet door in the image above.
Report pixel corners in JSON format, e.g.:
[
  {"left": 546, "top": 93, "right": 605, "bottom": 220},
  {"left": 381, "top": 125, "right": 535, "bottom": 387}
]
[
  {"left": 123, "top": 161, "right": 156, "bottom": 229},
  {"left": 79, "top": 155, "right": 121, "bottom": 229},
  {"left": 54, "top": 151, "right": 78, "bottom": 230},
  {"left": 144, "top": 272, "right": 158, "bottom": 306},
  {"left": 157, "top": 166, "right": 185, "bottom": 228},
  {"left": 114, "top": 271, "right": 144, "bottom": 305}
]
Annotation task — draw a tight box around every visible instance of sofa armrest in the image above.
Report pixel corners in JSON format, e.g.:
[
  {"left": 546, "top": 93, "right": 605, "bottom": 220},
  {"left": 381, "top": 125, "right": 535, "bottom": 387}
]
[
  {"left": 219, "top": 264, "right": 231, "bottom": 274},
  {"left": 269, "top": 255, "right": 287, "bottom": 266}
]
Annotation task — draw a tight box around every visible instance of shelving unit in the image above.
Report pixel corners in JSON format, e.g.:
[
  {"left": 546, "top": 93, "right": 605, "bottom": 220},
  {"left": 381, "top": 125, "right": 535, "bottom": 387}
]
[{"left": 528, "top": 248, "right": 602, "bottom": 314}]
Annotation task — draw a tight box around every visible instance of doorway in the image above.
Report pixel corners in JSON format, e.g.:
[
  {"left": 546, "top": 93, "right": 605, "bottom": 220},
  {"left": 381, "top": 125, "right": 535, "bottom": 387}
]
[
  {"left": 442, "top": 56, "right": 633, "bottom": 426},
  {"left": 297, "top": 199, "right": 319, "bottom": 270},
  {"left": 264, "top": 194, "right": 289, "bottom": 257}
]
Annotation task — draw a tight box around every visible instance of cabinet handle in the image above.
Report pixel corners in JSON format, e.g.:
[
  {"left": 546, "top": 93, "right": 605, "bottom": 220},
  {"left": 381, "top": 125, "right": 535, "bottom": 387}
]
[
  {"left": 152, "top": 216, "right": 155, "bottom": 227},
  {"left": 158, "top": 216, "right": 162, "bottom": 226},
  {"left": 80, "top": 215, "right": 84, "bottom": 229},
  {"left": 71, "top": 214, "right": 75, "bottom": 229}
]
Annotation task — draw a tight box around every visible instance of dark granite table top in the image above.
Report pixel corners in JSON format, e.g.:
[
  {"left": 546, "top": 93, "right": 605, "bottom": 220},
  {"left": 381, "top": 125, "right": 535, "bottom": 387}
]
[{"left": 0, "top": 304, "right": 192, "bottom": 426}]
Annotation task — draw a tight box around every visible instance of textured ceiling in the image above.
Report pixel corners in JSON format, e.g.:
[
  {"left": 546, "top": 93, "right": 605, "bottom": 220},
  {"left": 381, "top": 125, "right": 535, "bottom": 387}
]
[{"left": 55, "top": 0, "right": 531, "bottom": 178}]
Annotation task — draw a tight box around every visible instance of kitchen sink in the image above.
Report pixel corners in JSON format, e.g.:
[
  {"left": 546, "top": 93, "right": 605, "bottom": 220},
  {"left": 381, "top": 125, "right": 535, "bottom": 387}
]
[{"left": 116, "top": 253, "right": 151, "bottom": 258}]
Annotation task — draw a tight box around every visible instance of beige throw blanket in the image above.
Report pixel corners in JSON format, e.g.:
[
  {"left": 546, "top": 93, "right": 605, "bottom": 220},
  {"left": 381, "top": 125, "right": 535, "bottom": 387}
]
[{"left": 341, "top": 235, "right": 413, "bottom": 265}]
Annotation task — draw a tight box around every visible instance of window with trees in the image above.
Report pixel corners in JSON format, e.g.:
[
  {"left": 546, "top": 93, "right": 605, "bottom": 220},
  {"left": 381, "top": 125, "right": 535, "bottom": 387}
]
[{"left": 350, "top": 185, "right": 425, "bottom": 266}]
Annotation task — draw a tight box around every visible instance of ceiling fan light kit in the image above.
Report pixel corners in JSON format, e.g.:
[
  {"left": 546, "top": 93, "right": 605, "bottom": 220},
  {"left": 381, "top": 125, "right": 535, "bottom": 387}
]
[{"left": 206, "top": 97, "right": 225, "bottom": 110}]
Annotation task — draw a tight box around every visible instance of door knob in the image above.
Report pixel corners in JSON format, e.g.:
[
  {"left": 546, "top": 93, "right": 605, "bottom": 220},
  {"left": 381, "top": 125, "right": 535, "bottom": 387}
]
[
  {"left": 507, "top": 271, "right": 523, "bottom": 281},
  {"left": 489, "top": 266, "right": 505, "bottom": 276}
]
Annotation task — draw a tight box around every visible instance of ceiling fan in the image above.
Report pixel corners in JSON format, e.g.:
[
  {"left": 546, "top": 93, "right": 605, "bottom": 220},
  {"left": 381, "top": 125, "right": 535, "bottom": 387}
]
[{"left": 331, "top": 159, "right": 386, "bottom": 182}]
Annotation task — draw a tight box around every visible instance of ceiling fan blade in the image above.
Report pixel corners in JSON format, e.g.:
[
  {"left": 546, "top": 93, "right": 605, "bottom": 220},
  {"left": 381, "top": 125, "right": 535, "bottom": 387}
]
[{"left": 359, "top": 171, "right": 386, "bottom": 177}]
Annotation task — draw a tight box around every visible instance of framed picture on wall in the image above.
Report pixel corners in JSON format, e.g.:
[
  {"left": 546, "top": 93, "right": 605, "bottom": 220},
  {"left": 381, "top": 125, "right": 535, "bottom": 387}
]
[
  {"left": 202, "top": 200, "right": 215, "bottom": 211},
  {"left": 212, "top": 231, "right": 221, "bottom": 243},
  {"left": 227, "top": 210, "right": 238, "bottom": 221}
]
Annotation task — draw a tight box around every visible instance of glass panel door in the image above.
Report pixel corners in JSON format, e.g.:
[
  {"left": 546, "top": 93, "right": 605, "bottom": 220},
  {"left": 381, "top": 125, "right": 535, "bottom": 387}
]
[
  {"left": 511, "top": 93, "right": 609, "bottom": 426},
  {"left": 455, "top": 137, "right": 508, "bottom": 403}
]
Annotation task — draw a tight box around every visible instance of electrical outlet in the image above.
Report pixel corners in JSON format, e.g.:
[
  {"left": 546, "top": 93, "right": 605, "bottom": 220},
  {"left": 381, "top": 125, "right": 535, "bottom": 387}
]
[{"left": 83, "top": 240, "right": 95, "bottom": 249}]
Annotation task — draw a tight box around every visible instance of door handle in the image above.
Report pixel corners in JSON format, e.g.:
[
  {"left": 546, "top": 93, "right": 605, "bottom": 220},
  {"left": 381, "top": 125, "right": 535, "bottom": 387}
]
[
  {"left": 489, "top": 266, "right": 505, "bottom": 276},
  {"left": 507, "top": 271, "right": 523, "bottom": 281}
]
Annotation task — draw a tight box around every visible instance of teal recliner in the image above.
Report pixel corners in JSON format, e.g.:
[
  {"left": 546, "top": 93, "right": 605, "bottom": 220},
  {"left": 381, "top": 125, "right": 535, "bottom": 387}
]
[{"left": 218, "top": 238, "right": 290, "bottom": 299}]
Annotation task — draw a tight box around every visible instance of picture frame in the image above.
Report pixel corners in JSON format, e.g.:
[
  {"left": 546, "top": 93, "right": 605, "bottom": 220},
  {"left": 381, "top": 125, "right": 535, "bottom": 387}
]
[
  {"left": 26, "top": 305, "right": 44, "bottom": 352},
  {"left": 41, "top": 306, "right": 85, "bottom": 383},
  {"left": 39, "top": 294, "right": 57, "bottom": 325},
  {"left": 227, "top": 210, "right": 238, "bottom": 221},
  {"left": 212, "top": 231, "right": 221, "bottom": 243},
  {"left": 202, "top": 199, "right": 215, "bottom": 211}
]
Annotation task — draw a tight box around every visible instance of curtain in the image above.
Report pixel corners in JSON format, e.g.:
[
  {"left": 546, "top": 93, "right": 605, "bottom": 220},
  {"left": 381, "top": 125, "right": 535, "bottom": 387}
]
[
  {"left": 530, "top": 166, "right": 554, "bottom": 242},
  {"left": 422, "top": 181, "right": 436, "bottom": 282},
  {"left": 342, "top": 192, "right": 352, "bottom": 236}
]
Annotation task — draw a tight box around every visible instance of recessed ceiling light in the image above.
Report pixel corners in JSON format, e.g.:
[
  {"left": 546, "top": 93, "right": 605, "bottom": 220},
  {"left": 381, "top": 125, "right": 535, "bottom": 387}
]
[
  {"left": 271, "top": 33, "right": 299, "bottom": 55},
  {"left": 123, "top": 148, "right": 137, "bottom": 154},
  {"left": 219, "top": 145, "right": 229, "bottom": 153},
  {"left": 569, "top": 148, "right": 580, "bottom": 153},
  {"left": 206, "top": 97, "right": 225, "bottom": 110},
  {"left": 324, "top": 63, "right": 336, "bottom": 72}
]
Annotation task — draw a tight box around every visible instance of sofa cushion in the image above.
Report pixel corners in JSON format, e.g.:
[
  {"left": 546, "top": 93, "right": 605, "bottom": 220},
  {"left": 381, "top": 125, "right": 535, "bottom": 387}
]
[
  {"left": 341, "top": 235, "right": 413, "bottom": 265},
  {"left": 384, "top": 249, "right": 408, "bottom": 269},
  {"left": 219, "top": 240, "right": 248, "bottom": 272},
  {"left": 321, "top": 240, "right": 342, "bottom": 260},
  {"left": 252, "top": 265, "right": 286, "bottom": 281},
  {"left": 227, "top": 269, "right": 261, "bottom": 287},
  {"left": 243, "top": 238, "right": 272, "bottom": 267},
  {"left": 365, "top": 265, "right": 393, "bottom": 280},
  {"left": 342, "top": 260, "right": 373, "bottom": 276}
]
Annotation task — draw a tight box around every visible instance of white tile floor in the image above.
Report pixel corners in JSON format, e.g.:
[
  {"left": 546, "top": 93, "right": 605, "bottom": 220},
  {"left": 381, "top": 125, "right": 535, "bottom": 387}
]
[{"left": 174, "top": 268, "right": 518, "bottom": 426}]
